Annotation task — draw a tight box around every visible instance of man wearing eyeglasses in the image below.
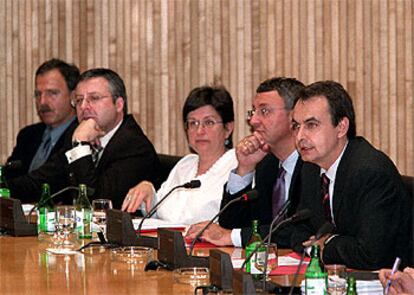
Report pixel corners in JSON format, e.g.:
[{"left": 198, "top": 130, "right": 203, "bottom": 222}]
[
  {"left": 186, "top": 77, "right": 305, "bottom": 248},
  {"left": 8, "top": 68, "right": 159, "bottom": 209},
  {"left": 5, "top": 59, "right": 79, "bottom": 180}
]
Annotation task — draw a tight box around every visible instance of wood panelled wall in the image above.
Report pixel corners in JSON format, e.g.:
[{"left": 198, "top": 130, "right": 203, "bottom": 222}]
[{"left": 0, "top": 0, "right": 412, "bottom": 175}]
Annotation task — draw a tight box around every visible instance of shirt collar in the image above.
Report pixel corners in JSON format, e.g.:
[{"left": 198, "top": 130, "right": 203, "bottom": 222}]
[
  {"left": 320, "top": 141, "right": 349, "bottom": 182},
  {"left": 49, "top": 116, "right": 76, "bottom": 145},
  {"left": 281, "top": 149, "right": 299, "bottom": 175},
  {"left": 99, "top": 119, "right": 123, "bottom": 149}
]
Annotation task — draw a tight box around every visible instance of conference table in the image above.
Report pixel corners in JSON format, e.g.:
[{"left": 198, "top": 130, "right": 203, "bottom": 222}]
[{"left": 0, "top": 235, "right": 301, "bottom": 295}]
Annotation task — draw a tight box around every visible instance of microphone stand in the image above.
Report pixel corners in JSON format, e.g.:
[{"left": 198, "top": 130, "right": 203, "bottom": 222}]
[
  {"left": 28, "top": 186, "right": 91, "bottom": 219},
  {"left": 188, "top": 190, "right": 258, "bottom": 256},
  {"left": 260, "top": 200, "right": 291, "bottom": 290},
  {"left": 136, "top": 180, "right": 201, "bottom": 238}
]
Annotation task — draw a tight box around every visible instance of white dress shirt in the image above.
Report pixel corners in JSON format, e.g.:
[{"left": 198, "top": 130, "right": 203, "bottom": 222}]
[{"left": 151, "top": 149, "right": 238, "bottom": 225}]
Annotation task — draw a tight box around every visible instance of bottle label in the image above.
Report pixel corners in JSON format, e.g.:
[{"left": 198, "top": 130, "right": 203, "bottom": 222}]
[
  {"left": 245, "top": 242, "right": 265, "bottom": 274},
  {"left": 0, "top": 188, "right": 10, "bottom": 198},
  {"left": 37, "top": 209, "right": 55, "bottom": 233},
  {"left": 306, "top": 278, "right": 326, "bottom": 295},
  {"left": 76, "top": 210, "right": 92, "bottom": 238}
]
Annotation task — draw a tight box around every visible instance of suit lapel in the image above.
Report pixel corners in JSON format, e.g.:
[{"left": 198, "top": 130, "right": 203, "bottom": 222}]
[{"left": 332, "top": 141, "right": 354, "bottom": 219}]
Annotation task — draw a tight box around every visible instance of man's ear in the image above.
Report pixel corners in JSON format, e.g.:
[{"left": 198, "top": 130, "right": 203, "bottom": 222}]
[
  {"left": 337, "top": 117, "right": 349, "bottom": 138},
  {"left": 115, "top": 96, "right": 124, "bottom": 113}
]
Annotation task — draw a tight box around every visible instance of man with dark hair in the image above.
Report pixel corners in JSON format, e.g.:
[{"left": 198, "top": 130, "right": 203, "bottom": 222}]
[
  {"left": 8, "top": 68, "right": 159, "bottom": 209},
  {"left": 290, "top": 80, "right": 411, "bottom": 269},
  {"left": 6, "top": 58, "right": 79, "bottom": 179},
  {"left": 186, "top": 77, "right": 305, "bottom": 248}
]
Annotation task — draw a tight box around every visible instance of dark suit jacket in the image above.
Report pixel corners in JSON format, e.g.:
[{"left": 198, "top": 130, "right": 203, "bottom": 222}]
[
  {"left": 219, "top": 153, "right": 303, "bottom": 248},
  {"left": 6, "top": 121, "right": 73, "bottom": 179},
  {"left": 8, "top": 115, "right": 160, "bottom": 209},
  {"left": 291, "top": 137, "right": 412, "bottom": 269}
]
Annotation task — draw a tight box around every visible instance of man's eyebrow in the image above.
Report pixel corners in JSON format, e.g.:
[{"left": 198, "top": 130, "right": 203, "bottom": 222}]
[{"left": 303, "top": 117, "right": 320, "bottom": 124}]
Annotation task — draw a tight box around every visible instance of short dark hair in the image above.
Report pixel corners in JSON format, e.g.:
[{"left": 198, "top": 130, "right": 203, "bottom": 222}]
[
  {"left": 77, "top": 68, "right": 128, "bottom": 115},
  {"left": 182, "top": 85, "right": 234, "bottom": 148},
  {"left": 35, "top": 58, "right": 80, "bottom": 91},
  {"left": 296, "top": 80, "right": 356, "bottom": 139},
  {"left": 256, "top": 77, "right": 305, "bottom": 110}
]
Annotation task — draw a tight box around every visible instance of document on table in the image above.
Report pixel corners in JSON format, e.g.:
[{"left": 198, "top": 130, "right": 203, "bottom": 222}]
[{"left": 132, "top": 218, "right": 186, "bottom": 232}]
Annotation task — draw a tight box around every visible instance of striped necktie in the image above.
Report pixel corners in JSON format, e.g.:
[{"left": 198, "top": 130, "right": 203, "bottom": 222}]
[{"left": 321, "top": 173, "right": 332, "bottom": 223}]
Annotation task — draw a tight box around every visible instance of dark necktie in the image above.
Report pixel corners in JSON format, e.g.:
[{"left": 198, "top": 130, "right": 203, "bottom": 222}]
[
  {"left": 29, "top": 129, "right": 52, "bottom": 172},
  {"left": 321, "top": 173, "right": 332, "bottom": 223},
  {"left": 272, "top": 167, "right": 286, "bottom": 219},
  {"left": 91, "top": 144, "right": 103, "bottom": 165}
]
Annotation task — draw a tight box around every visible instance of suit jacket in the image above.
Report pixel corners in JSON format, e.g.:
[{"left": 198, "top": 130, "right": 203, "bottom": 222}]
[
  {"left": 8, "top": 115, "right": 160, "bottom": 209},
  {"left": 291, "top": 137, "right": 412, "bottom": 269},
  {"left": 219, "top": 153, "right": 303, "bottom": 248},
  {"left": 6, "top": 121, "right": 72, "bottom": 179}
]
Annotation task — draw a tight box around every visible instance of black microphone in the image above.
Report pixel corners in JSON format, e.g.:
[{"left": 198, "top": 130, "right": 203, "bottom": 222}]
[
  {"left": 136, "top": 180, "right": 202, "bottom": 238},
  {"left": 188, "top": 190, "right": 259, "bottom": 256},
  {"left": 28, "top": 185, "right": 95, "bottom": 218},
  {"left": 288, "top": 221, "right": 335, "bottom": 295},
  {"left": 240, "top": 209, "right": 312, "bottom": 271}
]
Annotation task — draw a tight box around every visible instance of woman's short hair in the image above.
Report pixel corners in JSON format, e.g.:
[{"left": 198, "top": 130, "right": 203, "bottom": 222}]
[{"left": 182, "top": 85, "right": 235, "bottom": 148}]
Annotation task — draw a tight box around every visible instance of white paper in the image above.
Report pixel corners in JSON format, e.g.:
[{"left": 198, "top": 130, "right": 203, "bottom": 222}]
[{"left": 132, "top": 218, "right": 186, "bottom": 231}]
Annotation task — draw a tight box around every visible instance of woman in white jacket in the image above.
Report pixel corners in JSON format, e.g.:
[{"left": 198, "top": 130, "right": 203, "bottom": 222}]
[{"left": 122, "top": 85, "right": 237, "bottom": 225}]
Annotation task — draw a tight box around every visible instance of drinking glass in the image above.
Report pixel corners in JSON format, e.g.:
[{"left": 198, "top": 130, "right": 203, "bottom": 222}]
[
  {"left": 253, "top": 243, "right": 278, "bottom": 280},
  {"left": 92, "top": 199, "right": 113, "bottom": 234},
  {"left": 325, "top": 264, "right": 347, "bottom": 295},
  {"left": 55, "top": 205, "right": 76, "bottom": 247}
]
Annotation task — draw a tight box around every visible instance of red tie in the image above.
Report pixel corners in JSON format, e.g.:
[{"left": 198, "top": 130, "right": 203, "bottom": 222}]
[{"left": 321, "top": 173, "right": 332, "bottom": 223}]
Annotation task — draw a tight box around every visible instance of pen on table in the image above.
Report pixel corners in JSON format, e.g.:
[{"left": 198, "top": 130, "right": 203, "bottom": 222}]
[{"left": 384, "top": 257, "right": 401, "bottom": 295}]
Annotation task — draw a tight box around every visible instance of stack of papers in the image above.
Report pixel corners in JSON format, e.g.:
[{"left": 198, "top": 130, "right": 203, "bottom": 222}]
[
  {"left": 300, "top": 278, "right": 383, "bottom": 294},
  {"left": 132, "top": 218, "right": 186, "bottom": 232}
]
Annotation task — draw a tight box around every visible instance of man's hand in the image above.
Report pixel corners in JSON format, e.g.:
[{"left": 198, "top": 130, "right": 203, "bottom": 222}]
[
  {"left": 72, "top": 118, "right": 105, "bottom": 146},
  {"left": 379, "top": 267, "right": 414, "bottom": 295},
  {"left": 302, "top": 234, "right": 332, "bottom": 256},
  {"left": 186, "top": 222, "right": 233, "bottom": 246},
  {"left": 235, "top": 131, "right": 269, "bottom": 176},
  {"left": 121, "top": 181, "right": 155, "bottom": 213}
]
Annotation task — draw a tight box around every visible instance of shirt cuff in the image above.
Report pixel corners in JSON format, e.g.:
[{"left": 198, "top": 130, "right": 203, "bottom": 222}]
[
  {"left": 231, "top": 228, "right": 242, "bottom": 247},
  {"left": 65, "top": 145, "right": 92, "bottom": 164},
  {"left": 227, "top": 169, "right": 254, "bottom": 194},
  {"left": 324, "top": 234, "right": 338, "bottom": 245}
]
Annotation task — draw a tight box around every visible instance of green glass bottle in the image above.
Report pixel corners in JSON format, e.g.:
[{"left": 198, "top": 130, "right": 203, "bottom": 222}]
[
  {"left": 37, "top": 183, "right": 55, "bottom": 236},
  {"left": 74, "top": 184, "right": 92, "bottom": 239},
  {"left": 0, "top": 166, "right": 10, "bottom": 198},
  {"left": 305, "top": 245, "right": 327, "bottom": 295},
  {"left": 346, "top": 276, "right": 358, "bottom": 295},
  {"left": 245, "top": 220, "right": 265, "bottom": 278}
]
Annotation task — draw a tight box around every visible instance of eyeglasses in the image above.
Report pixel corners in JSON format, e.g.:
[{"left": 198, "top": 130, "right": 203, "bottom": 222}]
[
  {"left": 185, "top": 119, "right": 223, "bottom": 131},
  {"left": 246, "top": 106, "right": 286, "bottom": 120},
  {"left": 34, "top": 89, "right": 61, "bottom": 100},
  {"left": 71, "top": 94, "right": 113, "bottom": 107}
]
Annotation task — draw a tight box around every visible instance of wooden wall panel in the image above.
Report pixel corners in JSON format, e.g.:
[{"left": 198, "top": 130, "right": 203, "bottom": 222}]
[{"left": 0, "top": 0, "right": 412, "bottom": 175}]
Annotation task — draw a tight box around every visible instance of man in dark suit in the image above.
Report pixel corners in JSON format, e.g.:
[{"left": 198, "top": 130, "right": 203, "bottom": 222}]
[
  {"left": 6, "top": 59, "right": 79, "bottom": 179},
  {"left": 186, "top": 77, "right": 305, "bottom": 248},
  {"left": 290, "top": 81, "right": 411, "bottom": 269},
  {"left": 8, "top": 68, "right": 159, "bottom": 209}
]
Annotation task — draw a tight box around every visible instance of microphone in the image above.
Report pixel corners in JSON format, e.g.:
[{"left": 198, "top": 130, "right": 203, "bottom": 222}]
[
  {"left": 288, "top": 221, "right": 335, "bottom": 295},
  {"left": 188, "top": 190, "right": 259, "bottom": 256},
  {"left": 136, "top": 180, "right": 201, "bottom": 238},
  {"left": 28, "top": 185, "right": 95, "bottom": 218},
  {"left": 240, "top": 209, "right": 312, "bottom": 271}
]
